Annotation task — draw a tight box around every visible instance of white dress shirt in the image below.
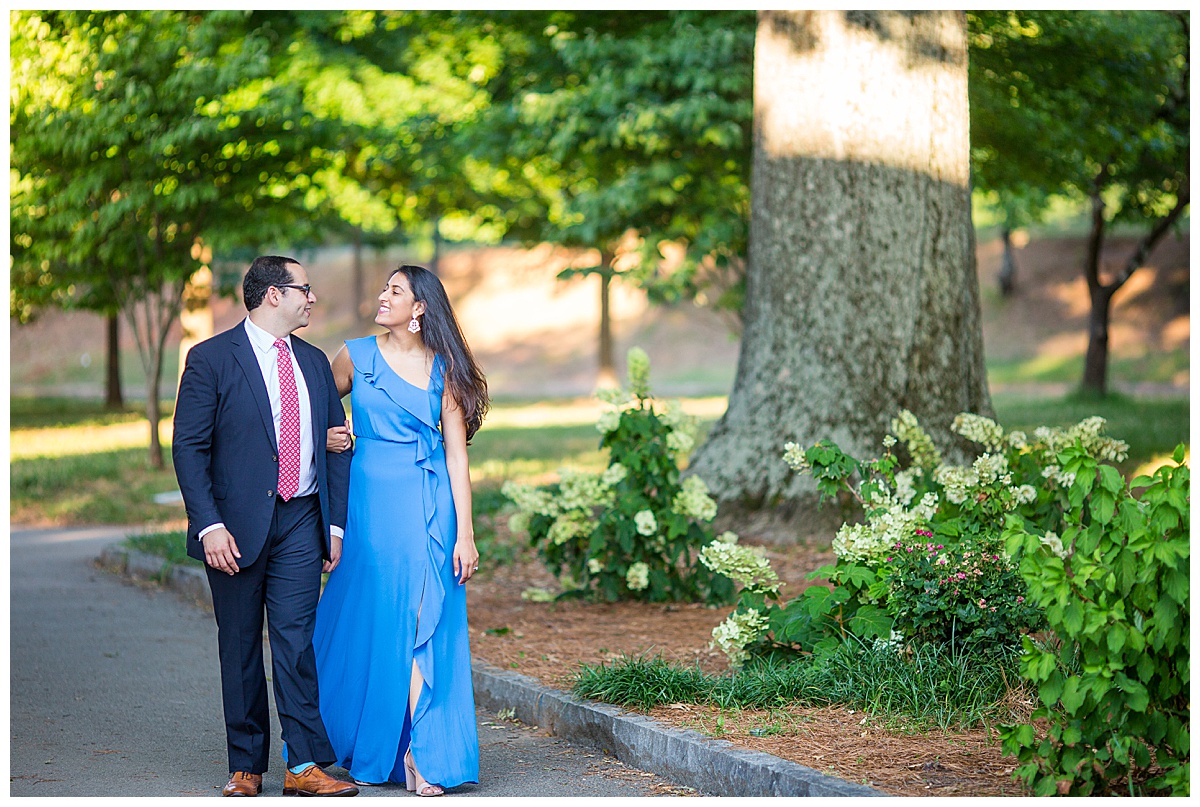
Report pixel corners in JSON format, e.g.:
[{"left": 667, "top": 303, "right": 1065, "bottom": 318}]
[{"left": 198, "top": 318, "right": 343, "bottom": 540}]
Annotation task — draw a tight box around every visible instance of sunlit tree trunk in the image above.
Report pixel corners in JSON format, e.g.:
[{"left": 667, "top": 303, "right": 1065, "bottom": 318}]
[
  {"left": 597, "top": 248, "right": 618, "bottom": 389},
  {"left": 690, "top": 10, "right": 992, "bottom": 536}
]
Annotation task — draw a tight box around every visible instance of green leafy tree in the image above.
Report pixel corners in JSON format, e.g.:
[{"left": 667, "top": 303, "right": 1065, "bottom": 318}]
[
  {"left": 11, "top": 10, "right": 330, "bottom": 466},
  {"left": 969, "top": 11, "right": 1189, "bottom": 394},
  {"left": 472, "top": 11, "right": 754, "bottom": 383}
]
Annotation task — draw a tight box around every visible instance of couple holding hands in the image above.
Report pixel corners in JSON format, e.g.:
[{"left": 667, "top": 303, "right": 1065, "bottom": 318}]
[{"left": 173, "top": 256, "right": 488, "bottom": 796}]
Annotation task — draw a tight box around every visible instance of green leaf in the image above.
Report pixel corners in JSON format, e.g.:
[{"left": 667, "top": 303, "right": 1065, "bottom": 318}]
[
  {"left": 1060, "top": 676, "right": 1084, "bottom": 715},
  {"left": 1097, "top": 464, "right": 1124, "bottom": 494},
  {"left": 1115, "top": 673, "right": 1150, "bottom": 712},
  {"left": 846, "top": 604, "right": 892, "bottom": 639}
]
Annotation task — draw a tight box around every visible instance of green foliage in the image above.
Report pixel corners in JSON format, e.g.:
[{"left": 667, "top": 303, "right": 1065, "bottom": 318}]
[
  {"left": 706, "top": 410, "right": 1136, "bottom": 666},
  {"left": 573, "top": 641, "right": 1029, "bottom": 731},
  {"left": 968, "top": 10, "right": 1188, "bottom": 230},
  {"left": 504, "top": 348, "right": 734, "bottom": 604},
  {"left": 475, "top": 11, "right": 755, "bottom": 314},
  {"left": 999, "top": 444, "right": 1190, "bottom": 796},
  {"left": 883, "top": 532, "right": 1043, "bottom": 651}
]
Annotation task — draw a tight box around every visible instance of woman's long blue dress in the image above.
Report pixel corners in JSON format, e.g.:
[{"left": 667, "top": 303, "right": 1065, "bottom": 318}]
[{"left": 311, "top": 336, "right": 479, "bottom": 787}]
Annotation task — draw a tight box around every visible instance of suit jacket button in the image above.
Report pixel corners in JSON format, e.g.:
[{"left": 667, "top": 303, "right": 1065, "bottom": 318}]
[
  {"left": 272, "top": 454, "right": 278, "bottom": 463},
  {"left": 268, "top": 490, "right": 275, "bottom": 498}
]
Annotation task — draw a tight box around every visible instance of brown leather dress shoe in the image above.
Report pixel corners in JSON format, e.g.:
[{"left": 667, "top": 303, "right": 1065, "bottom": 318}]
[
  {"left": 223, "top": 772, "right": 263, "bottom": 797},
  {"left": 283, "top": 766, "right": 360, "bottom": 797}
]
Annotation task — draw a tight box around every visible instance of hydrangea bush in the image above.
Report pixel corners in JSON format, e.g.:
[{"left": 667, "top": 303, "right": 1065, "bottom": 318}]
[
  {"left": 701, "top": 409, "right": 1134, "bottom": 664},
  {"left": 503, "top": 348, "right": 734, "bottom": 604}
]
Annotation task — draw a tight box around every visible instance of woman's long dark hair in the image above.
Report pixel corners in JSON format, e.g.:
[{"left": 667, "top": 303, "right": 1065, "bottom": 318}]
[{"left": 392, "top": 265, "right": 489, "bottom": 441}]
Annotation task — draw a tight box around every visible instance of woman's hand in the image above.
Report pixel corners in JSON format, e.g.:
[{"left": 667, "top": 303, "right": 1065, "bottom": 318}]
[
  {"left": 453, "top": 536, "right": 479, "bottom": 585},
  {"left": 326, "top": 420, "right": 352, "bottom": 453}
]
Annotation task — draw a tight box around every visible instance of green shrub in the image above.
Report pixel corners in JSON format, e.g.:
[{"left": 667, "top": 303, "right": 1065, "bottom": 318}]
[
  {"left": 999, "top": 444, "right": 1190, "bottom": 796},
  {"left": 503, "top": 348, "right": 734, "bottom": 604},
  {"left": 883, "top": 530, "right": 1043, "bottom": 651},
  {"left": 701, "top": 411, "right": 1131, "bottom": 664}
]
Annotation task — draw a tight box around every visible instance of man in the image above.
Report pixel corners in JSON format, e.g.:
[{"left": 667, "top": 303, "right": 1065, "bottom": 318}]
[{"left": 173, "top": 256, "right": 358, "bottom": 797}]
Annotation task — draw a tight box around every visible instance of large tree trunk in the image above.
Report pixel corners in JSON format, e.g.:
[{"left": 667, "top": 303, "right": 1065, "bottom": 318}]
[
  {"left": 689, "top": 10, "right": 992, "bottom": 538},
  {"left": 104, "top": 312, "right": 124, "bottom": 410}
]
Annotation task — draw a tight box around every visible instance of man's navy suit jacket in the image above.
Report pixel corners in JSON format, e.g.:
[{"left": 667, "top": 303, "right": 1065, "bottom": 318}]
[{"left": 172, "top": 320, "right": 351, "bottom": 566}]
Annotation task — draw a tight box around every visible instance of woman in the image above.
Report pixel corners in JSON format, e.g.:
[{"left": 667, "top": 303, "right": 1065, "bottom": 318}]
[{"left": 313, "top": 265, "right": 488, "bottom": 794}]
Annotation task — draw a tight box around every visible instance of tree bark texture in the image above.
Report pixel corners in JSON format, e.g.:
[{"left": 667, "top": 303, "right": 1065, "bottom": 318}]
[
  {"left": 104, "top": 313, "right": 124, "bottom": 410},
  {"left": 690, "top": 10, "right": 992, "bottom": 534}
]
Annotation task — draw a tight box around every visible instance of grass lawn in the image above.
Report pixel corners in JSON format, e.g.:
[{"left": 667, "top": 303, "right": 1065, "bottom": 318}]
[{"left": 10, "top": 392, "right": 1188, "bottom": 530}]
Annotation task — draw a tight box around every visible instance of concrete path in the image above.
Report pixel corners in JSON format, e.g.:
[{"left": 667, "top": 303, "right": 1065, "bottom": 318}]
[{"left": 10, "top": 525, "right": 688, "bottom": 797}]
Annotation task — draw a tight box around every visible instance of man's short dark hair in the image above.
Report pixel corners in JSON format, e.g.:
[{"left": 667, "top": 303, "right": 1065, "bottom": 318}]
[{"left": 243, "top": 256, "right": 299, "bottom": 311}]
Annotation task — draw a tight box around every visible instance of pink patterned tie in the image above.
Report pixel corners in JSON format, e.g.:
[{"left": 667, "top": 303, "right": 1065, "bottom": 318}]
[{"left": 274, "top": 338, "right": 301, "bottom": 501}]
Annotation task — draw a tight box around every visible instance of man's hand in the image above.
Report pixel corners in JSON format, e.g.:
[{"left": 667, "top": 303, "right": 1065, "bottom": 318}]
[
  {"left": 202, "top": 528, "right": 242, "bottom": 575},
  {"left": 323, "top": 533, "right": 343, "bottom": 574},
  {"left": 326, "top": 420, "right": 352, "bottom": 453}
]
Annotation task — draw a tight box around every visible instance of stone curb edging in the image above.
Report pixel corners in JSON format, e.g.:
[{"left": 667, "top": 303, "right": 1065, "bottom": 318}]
[
  {"left": 98, "top": 543, "right": 210, "bottom": 607},
  {"left": 470, "top": 662, "right": 886, "bottom": 797},
  {"left": 99, "top": 542, "right": 886, "bottom": 797}
]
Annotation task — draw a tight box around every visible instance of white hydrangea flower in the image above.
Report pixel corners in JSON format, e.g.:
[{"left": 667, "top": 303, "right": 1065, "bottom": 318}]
[
  {"left": 587, "top": 557, "right": 604, "bottom": 574},
  {"left": 891, "top": 410, "right": 942, "bottom": 469},
  {"left": 882, "top": 434, "right": 897, "bottom": 448},
  {"left": 657, "top": 400, "right": 692, "bottom": 431},
  {"left": 698, "top": 540, "right": 780, "bottom": 593},
  {"left": 831, "top": 490, "right": 938, "bottom": 562},
  {"left": 952, "top": 413, "right": 1006, "bottom": 452},
  {"left": 718, "top": 530, "right": 739, "bottom": 544},
  {"left": 596, "top": 410, "right": 622, "bottom": 435},
  {"left": 502, "top": 480, "right": 562, "bottom": 519},
  {"left": 601, "top": 463, "right": 628, "bottom": 487},
  {"left": 893, "top": 469, "right": 918, "bottom": 505},
  {"left": 933, "top": 465, "right": 978, "bottom": 506},
  {"left": 634, "top": 510, "right": 658, "bottom": 536},
  {"left": 548, "top": 512, "right": 591, "bottom": 546},
  {"left": 625, "top": 561, "right": 650, "bottom": 591},
  {"left": 626, "top": 347, "right": 652, "bottom": 399},
  {"left": 782, "top": 441, "right": 809, "bottom": 472},
  {"left": 710, "top": 609, "right": 768, "bottom": 668},
  {"left": 596, "top": 386, "right": 632, "bottom": 407},
  {"left": 1007, "top": 430, "right": 1028, "bottom": 450},
  {"left": 666, "top": 429, "right": 694, "bottom": 454},
  {"left": 558, "top": 469, "right": 614, "bottom": 510},
  {"left": 1013, "top": 485, "right": 1037, "bottom": 505},
  {"left": 672, "top": 475, "right": 718, "bottom": 522},
  {"left": 972, "top": 453, "right": 1010, "bottom": 485},
  {"left": 1040, "top": 530, "right": 1068, "bottom": 559}
]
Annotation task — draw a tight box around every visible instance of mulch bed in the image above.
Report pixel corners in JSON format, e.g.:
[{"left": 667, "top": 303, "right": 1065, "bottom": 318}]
[{"left": 466, "top": 538, "right": 1032, "bottom": 797}]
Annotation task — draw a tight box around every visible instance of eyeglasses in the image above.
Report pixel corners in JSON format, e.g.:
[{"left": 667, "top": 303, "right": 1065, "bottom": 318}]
[{"left": 275, "top": 284, "right": 312, "bottom": 296}]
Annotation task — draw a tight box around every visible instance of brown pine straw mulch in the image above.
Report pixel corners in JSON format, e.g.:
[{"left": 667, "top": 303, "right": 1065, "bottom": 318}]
[{"left": 466, "top": 535, "right": 1035, "bottom": 797}]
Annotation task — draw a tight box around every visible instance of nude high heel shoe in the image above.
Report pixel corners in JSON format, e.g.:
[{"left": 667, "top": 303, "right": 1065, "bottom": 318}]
[{"left": 404, "top": 748, "right": 444, "bottom": 797}]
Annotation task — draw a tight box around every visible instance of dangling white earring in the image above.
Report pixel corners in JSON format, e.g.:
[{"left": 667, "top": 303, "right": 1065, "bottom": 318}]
[{"left": 408, "top": 315, "right": 421, "bottom": 334}]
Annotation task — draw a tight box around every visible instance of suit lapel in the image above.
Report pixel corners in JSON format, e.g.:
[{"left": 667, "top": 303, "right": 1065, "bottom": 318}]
[
  {"left": 230, "top": 320, "right": 279, "bottom": 454},
  {"left": 294, "top": 340, "right": 325, "bottom": 449}
]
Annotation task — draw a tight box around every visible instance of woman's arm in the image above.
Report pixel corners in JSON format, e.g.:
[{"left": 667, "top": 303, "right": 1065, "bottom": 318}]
[
  {"left": 326, "top": 345, "right": 355, "bottom": 453},
  {"left": 443, "top": 391, "right": 478, "bottom": 584}
]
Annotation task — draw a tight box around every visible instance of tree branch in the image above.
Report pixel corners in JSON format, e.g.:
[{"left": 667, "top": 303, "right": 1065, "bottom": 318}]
[{"left": 1110, "top": 185, "right": 1190, "bottom": 292}]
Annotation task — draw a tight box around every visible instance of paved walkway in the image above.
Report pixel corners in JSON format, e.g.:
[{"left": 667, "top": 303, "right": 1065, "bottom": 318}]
[{"left": 10, "top": 526, "right": 687, "bottom": 797}]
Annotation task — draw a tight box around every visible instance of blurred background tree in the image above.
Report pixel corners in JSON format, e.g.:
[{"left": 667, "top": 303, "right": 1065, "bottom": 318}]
[{"left": 968, "top": 10, "right": 1189, "bottom": 395}]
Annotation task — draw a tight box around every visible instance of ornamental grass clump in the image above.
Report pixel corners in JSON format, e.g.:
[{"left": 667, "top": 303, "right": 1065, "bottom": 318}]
[{"left": 503, "top": 347, "right": 734, "bottom": 604}]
